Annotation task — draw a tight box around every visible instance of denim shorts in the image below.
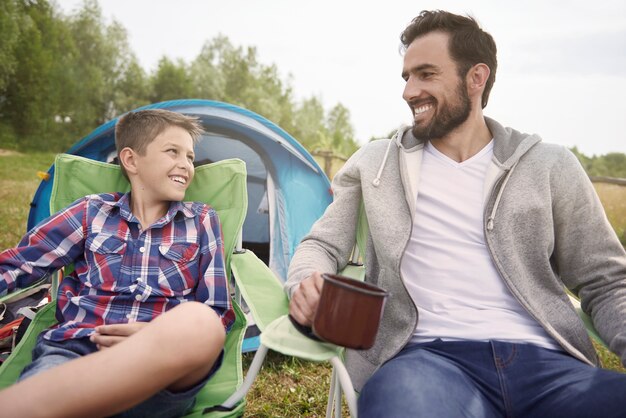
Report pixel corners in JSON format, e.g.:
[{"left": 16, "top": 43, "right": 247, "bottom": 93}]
[{"left": 19, "top": 333, "right": 223, "bottom": 418}]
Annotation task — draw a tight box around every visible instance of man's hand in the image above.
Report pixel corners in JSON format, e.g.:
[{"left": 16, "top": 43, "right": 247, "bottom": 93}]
[
  {"left": 90, "top": 322, "right": 149, "bottom": 350},
  {"left": 289, "top": 272, "right": 324, "bottom": 327}
]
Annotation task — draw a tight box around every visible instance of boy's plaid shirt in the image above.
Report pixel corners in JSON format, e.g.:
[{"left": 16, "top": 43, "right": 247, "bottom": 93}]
[{"left": 0, "top": 193, "right": 235, "bottom": 341}]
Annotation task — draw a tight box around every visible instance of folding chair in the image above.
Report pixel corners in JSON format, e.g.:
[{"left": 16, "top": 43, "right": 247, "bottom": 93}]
[{"left": 0, "top": 154, "right": 287, "bottom": 417}]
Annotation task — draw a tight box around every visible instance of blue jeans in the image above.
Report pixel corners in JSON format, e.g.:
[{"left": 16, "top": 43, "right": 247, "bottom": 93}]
[
  {"left": 20, "top": 334, "right": 222, "bottom": 418},
  {"left": 358, "top": 339, "right": 626, "bottom": 418}
]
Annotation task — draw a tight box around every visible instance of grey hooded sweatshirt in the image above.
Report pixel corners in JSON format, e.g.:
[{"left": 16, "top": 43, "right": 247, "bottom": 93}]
[{"left": 286, "top": 117, "right": 626, "bottom": 391}]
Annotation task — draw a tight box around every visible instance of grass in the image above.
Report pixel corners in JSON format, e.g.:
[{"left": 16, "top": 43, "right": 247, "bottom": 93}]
[
  {"left": 0, "top": 151, "right": 624, "bottom": 416},
  {"left": 594, "top": 182, "right": 626, "bottom": 246},
  {"left": 0, "top": 151, "right": 57, "bottom": 248}
]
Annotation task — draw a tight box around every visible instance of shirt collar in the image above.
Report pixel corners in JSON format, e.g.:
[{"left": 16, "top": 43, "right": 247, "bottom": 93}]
[{"left": 103, "top": 192, "right": 196, "bottom": 226}]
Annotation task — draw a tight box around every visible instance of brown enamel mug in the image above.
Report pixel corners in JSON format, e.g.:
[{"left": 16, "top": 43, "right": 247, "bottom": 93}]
[{"left": 312, "top": 273, "right": 389, "bottom": 350}]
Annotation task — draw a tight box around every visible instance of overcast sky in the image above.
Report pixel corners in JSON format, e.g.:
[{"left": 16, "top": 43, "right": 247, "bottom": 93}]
[{"left": 58, "top": 0, "right": 626, "bottom": 156}]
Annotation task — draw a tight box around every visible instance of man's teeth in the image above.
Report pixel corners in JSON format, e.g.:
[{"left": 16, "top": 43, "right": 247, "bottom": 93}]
[
  {"left": 414, "top": 104, "right": 432, "bottom": 116},
  {"left": 171, "top": 176, "right": 186, "bottom": 184}
]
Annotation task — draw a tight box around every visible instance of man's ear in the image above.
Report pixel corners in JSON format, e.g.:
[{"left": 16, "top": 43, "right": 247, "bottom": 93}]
[
  {"left": 118, "top": 147, "right": 138, "bottom": 176},
  {"left": 467, "top": 63, "right": 490, "bottom": 92}
]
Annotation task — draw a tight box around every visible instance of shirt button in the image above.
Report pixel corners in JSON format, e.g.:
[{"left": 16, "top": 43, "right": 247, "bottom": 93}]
[
  {"left": 135, "top": 294, "right": 142, "bottom": 301},
  {"left": 139, "top": 247, "right": 145, "bottom": 253},
  {"left": 136, "top": 277, "right": 142, "bottom": 282},
  {"left": 126, "top": 314, "right": 132, "bottom": 319}
]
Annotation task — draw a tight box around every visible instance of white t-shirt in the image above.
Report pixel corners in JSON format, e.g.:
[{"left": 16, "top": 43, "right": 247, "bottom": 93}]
[{"left": 400, "top": 141, "right": 559, "bottom": 350}]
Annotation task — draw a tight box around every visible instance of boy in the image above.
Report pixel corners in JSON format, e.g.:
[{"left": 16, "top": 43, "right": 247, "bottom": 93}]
[{"left": 0, "top": 109, "right": 234, "bottom": 417}]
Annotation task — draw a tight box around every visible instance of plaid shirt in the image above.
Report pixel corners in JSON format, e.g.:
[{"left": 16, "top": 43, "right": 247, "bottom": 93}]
[{"left": 0, "top": 192, "right": 235, "bottom": 341}]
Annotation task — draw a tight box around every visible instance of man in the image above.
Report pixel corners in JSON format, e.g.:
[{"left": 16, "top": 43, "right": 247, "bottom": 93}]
[{"left": 286, "top": 10, "right": 626, "bottom": 418}]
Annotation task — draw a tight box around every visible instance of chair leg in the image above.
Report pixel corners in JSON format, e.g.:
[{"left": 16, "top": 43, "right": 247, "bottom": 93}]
[
  {"left": 326, "top": 366, "right": 337, "bottom": 418},
  {"left": 333, "top": 372, "right": 341, "bottom": 418},
  {"left": 221, "top": 344, "right": 269, "bottom": 409},
  {"left": 330, "top": 356, "right": 358, "bottom": 418}
]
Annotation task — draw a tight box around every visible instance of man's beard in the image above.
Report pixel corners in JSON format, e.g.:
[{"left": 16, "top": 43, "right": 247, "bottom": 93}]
[{"left": 411, "top": 78, "right": 472, "bottom": 141}]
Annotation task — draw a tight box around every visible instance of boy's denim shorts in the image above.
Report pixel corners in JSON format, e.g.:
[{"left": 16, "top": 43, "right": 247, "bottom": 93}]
[{"left": 19, "top": 333, "right": 224, "bottom": 418}]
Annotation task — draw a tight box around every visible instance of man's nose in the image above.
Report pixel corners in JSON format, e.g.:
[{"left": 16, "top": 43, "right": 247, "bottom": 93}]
[{"left": 402, "top": 77, "right": 423, "bottom": 103}]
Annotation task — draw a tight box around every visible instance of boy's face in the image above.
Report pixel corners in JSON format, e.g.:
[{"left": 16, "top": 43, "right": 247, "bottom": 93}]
[{"left": 130, "top": 125, "right": 195, "bottom": 203}]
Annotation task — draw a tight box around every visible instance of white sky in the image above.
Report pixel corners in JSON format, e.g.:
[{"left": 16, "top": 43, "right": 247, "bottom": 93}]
[{"left": 57, "top": 0, "right": 626, "bottom": 155}]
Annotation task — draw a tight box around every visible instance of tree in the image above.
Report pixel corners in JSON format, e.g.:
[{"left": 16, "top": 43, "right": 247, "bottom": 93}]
[
  {"left": 150, "top": 57, "right": 193, "bottom": 102},
  {"left": 0, "top": 0, "right": 22, "bottom": 93},
  {"left": 1, "top": 0, "right": 73, "bottom": 150},
  {"left": 189, "top": 35, "right": 297, "bottom": 132},
  {"left": 326, "top": 103, "right": 358, "bottom": 156},
  {"left": 0, "top": 2, "right": 358, "bottom": 156},
  {"left": 291, "top": 96, "right": 327, "bottom": 150}
]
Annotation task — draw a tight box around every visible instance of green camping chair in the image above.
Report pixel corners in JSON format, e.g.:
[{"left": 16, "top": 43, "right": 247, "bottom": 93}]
[{"left": 0, "top": 154, "right": 288, "bottom": 417}]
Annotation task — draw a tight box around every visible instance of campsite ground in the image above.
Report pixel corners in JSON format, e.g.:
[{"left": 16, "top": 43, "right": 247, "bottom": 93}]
[{"left": 0, "top": 151, "right": 624, "bottom": 416}]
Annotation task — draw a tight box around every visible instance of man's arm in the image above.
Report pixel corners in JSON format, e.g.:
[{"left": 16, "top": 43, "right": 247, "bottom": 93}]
[
  {"left": 286, "top": 145, "right": 368, "bottom": 325},
  {"left": 0, "top": 197, "right": 87, "bottom": 296},
  {"left": 552, "top": 148, "right": 626, "bottom": 364}
]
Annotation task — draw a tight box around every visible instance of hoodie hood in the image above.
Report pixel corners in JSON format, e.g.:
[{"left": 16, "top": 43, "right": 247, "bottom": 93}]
[
  {"left": 373, "top": 117, "right": 542, "bottom": 189},
  {"left": 394, "top": 117, "right": 542, "bottom": 163},
  {"left": 485, "top": 117, "right": 542, "bottom": 169}
]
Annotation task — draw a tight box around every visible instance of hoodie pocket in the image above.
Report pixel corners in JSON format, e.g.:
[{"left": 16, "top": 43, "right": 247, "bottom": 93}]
[{"left": 157, "top": 242, "right": 200, "bottom": 295}]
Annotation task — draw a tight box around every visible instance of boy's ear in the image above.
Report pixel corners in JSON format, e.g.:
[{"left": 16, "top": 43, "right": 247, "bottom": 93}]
[{"left": 118, "top": 147, "right": 139, "bottom": 176}]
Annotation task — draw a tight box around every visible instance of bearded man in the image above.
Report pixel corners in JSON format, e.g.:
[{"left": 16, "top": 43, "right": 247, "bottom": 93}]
[{"left": 286, "top": 9, "right": 626, "bottom": 418}]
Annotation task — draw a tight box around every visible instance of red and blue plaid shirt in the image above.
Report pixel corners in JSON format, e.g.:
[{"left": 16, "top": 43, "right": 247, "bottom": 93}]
[{"left": 0, "top": 192, "right": 235, "bottom": 341}]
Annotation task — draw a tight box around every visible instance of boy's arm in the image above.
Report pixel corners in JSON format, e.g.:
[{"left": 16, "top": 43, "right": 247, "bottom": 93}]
[
  {"left": 0, "top": 197, "right": 87, "bottom": 296},
  {"left": 194, "top": 206, "right": 235, "bottom": 331}
]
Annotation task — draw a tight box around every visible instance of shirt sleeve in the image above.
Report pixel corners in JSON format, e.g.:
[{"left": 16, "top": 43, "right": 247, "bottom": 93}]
[
  {"left": 0, "top": 197, "right": 87, "bottom": 296},
  {"left": 194, "top": 206, "right": 235, "bottom": 331}
]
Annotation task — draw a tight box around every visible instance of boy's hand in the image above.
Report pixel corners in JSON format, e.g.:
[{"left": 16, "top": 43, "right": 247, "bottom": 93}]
[
  {"left": 289, "top": 272, "right": 324, "bottom": 326},
  {"left": 90, "top": 322, "right": 149, "bottom": 350}
]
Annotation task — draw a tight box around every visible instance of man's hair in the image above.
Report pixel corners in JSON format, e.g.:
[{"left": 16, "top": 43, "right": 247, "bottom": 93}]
[
  {"left": 114, "top": 109, "right": 204, "bottom": 179},
  {"left": 400, "top": 10, "right": 497, "bottom": 108}
]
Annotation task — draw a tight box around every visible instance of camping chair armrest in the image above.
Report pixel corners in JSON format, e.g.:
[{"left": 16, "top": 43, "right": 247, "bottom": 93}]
[
  {"left": 230, "top": 251, "right": 288, "bottom": 332},
  {"left": 567, "top": 293, "right": 607, "bottom": 348},
  {"left": 230, "top": 251, "right": 344, "bottom": 360}
]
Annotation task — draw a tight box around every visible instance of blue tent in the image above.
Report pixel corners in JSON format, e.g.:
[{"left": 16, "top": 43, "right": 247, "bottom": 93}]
[{"left": 28, "top": 99, "right": 333, "bottom": 283}]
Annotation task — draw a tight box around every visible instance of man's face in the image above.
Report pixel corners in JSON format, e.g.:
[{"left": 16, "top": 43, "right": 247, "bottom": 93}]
[{"left": 401, "top": 31, "right": 471, "bottom": 141}]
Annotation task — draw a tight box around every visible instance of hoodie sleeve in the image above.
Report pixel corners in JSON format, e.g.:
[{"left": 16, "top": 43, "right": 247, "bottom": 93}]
[
  {"left": 552, "top": 148, "right": 626, "bottom": 366},
  {"left": 284, "top": 145, "right": 369, "bottom": 298}
]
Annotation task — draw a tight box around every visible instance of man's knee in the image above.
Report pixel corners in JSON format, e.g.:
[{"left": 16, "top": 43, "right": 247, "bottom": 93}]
[{"left": 358, "top": 346, "right": 493, "bottom": 418}]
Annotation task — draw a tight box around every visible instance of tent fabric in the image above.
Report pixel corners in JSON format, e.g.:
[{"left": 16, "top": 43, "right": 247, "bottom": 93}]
[{"left": 28, "top": 99, "right": 332, "bottom": 282}]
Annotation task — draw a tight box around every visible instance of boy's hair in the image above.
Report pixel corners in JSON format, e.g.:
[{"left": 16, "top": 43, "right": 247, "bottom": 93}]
[
  {"left": 400, "top": 10, "right": 497, "bottom": 108},
  {"left": 115, "top": 109, "right": 204, "bottom": 179}
]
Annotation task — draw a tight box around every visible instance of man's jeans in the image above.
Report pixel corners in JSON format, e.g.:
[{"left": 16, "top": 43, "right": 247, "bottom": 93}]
[{"left": 358, "top": 339, "right": 626, "bottom": 418}]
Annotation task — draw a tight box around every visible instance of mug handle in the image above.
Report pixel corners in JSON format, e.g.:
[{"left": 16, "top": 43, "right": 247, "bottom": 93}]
[{"left": 288, "top": 314, "right": 323, "bottom": 342}]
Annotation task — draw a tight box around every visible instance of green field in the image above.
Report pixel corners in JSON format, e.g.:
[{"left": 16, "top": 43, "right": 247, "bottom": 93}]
[{"left": 0, "top": 151, "right": 624, "bottom": 416}]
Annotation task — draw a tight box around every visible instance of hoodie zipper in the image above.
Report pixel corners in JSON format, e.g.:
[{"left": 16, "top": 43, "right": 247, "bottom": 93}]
[{"left": 391, "top": 137, "right": 421, "bottom": 359}]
